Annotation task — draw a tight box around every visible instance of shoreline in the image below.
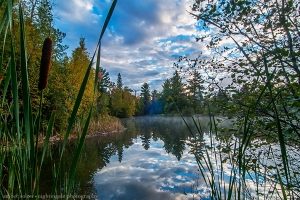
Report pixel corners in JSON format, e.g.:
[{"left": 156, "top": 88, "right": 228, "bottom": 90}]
[{"left": 39, "top": 127, "right": 127, "bottom": 146}]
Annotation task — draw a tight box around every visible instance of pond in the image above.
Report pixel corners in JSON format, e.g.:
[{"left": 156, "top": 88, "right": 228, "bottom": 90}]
[
  {"left": 40, "top": 115, "right": 221, "bottom": 199},
  {"left": 93, "top": 116, "right": 213, "bottom": 200},
  {"left": 40, "top": 116, "right": 300, "bottom": 199}
]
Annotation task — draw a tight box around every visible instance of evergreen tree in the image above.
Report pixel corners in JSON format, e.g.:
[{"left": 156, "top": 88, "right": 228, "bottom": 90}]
[
  {"left": 161, "top": 71, "right": 186, "bottom": 113},
  {"left": 117, "top": 73, "right": 122, "bottom": 90},
  {"left": 140, "top": 83, "right": 150, "bottom": 114},
  {"left": 161, "top": 79, "right": 172, "bottom": 113},
  {"left": 141, "top": 133, "right": 151, "bottom": 150},
  {"left": 186, "top": 70, "right": 205, "bottom": 113},
  {"left": 97, "top": 67, "right": 110, "bottom": 94},
  {"left": 152, "top": 90, "right": 158, "bottom": 102}
]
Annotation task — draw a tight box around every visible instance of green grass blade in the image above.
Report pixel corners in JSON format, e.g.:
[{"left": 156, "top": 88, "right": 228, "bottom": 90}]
[
  {"left": 274, "top": 105, "right": 290, "bottom": 185},
  {"left": 275, "top": 161, "right": 287, "bottom": 200},
  {"left": 10, "top": 39, "right": 20, "bottom": 141},
  {"left": 262, "top": 53, "right": 290, "bottom": 186},
  {"left": 99, "top": 0, "right": 118, "bottom": 42},
  {"left": 52, "top": 47, "right": 96, "bottom": 195},
  {"left": 2, "top": 58, "right": 11, "bottom": 106},
  {"left": 19, "top": 3, "right": 34, "bottom": 152},
  {"left": 67, "top": 108, "right": 92, "bottom": 194},
  {"left": 40, "top": 111, "right": 55, "bottom": 167},
  {"left": 227, "top": 140, "right": 238, "bottom": 200},
  {"left": 191, "top": 115, "right": 204, "bottom": 137},
  {"left": 94, "top": 45, "right": 101, "bottom": 94},
  {"left": 7, "top": 0, "right": 12, "bottom": 31},
  {"left": 0, "top": 19, "right": 9, "bottom": 75},
  {"left": 62, "top": 56, "right": 94, "bottom": 151},
  {"left": 8, "top": 155, "right": 15, "bottom": 195},
  {"left": 60, "top": 0, "right": 118, "bottom": 158}
]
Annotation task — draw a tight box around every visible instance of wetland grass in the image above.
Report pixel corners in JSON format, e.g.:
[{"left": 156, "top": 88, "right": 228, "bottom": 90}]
[
  {"left": 184, "top": 112, "right": 300, "bottom": 199},
  {"left": 181, "top": 65, "right": 300, "bottom": 199},
  {"left": 0, "top": 0, "right": 118, "bottom": 198}
]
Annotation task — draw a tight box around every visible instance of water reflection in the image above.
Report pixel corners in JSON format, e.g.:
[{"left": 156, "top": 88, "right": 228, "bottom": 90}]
[
  {"left": 92, "top": 116, "right": 211, "bottom": 200},
  {"left": 42, "top": 115, "right": 221, "bottom": 199}
]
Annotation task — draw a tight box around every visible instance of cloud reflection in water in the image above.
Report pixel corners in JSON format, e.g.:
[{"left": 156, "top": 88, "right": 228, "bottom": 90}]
[{"left": 94, "top": 138, "right": 205, "bottom": 200}]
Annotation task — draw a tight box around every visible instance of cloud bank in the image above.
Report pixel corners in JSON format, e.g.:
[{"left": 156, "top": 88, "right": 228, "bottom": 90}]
[{"left": 54, "top": 0, "right": 209, "bottom": 92}]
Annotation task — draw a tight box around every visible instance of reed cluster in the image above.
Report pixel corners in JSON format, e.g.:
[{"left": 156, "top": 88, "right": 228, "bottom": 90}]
[
  {"left": 183, "top": 106, "right": 300, "bottom": 199},
  {"left": 0, "top": 0, "right": 118, "bottom": 199}
]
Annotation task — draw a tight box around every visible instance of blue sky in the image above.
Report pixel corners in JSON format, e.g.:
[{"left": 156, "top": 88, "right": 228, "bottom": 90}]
[{"left": 53, "top": 0, "right": 210, "bottom": 92}]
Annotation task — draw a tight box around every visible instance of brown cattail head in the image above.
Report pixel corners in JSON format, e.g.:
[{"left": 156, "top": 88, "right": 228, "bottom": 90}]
[{"left": 38, "top": 37, "right": 53, "bottom": 90}]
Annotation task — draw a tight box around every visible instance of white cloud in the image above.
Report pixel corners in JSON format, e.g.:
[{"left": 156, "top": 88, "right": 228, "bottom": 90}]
[
  {"left": 54, "top": 0, "right": 208, "bottom": 91},
  {"left": 56, "top": 0, "right": 95, "bottom": 23}
]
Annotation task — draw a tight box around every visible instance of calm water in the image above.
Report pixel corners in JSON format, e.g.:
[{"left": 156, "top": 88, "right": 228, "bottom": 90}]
[
  {"left": 41, "top": 116, "right": 217, "bottom": 199},
  {"left": 86, "top": 116, "right": 211, "bottom": 200},
  {"left": 41, "top": 116, "right": 300, "bottom": 199}
]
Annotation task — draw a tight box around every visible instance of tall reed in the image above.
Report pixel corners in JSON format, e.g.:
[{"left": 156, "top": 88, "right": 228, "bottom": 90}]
[
  {"left": 0, "top": 0, "right": 118, "bottom": 198},
  {"left": 184, "top": 106, "right": 300, "bottom": 199}
]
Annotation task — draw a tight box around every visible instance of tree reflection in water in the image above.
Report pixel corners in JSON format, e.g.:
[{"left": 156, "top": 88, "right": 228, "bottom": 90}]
[{"left": 40, "top": 115, "right": 218, "bottom": 198}]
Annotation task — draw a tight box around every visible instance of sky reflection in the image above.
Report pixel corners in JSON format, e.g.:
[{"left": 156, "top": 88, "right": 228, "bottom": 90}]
[
  {"left": 94, "top": 137, "right": 205, "bottom": 200},
  {"left": 40, "top": 116, "right": 296, "bottom": 199}
]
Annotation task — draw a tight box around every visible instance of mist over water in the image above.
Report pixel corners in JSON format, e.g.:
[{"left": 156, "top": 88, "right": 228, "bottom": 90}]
[{"left": 40, "top": 115, "right": 232, "bottom": 199}]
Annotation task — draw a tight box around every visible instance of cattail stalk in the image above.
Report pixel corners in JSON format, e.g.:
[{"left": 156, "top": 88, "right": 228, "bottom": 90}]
[{"left": 38, "top": 37, "right": 52, "bottom": 90}]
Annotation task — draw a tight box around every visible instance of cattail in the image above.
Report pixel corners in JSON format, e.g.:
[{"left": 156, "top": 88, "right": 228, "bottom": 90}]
[{"left": 38, "top": 37, "right": 53, "bottom": 90}]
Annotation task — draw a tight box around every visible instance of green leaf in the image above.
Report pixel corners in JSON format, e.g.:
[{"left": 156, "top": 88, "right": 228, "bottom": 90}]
[
  {"left": 94, "top": 46, "right": 101, "bottom": 94},
  {"left": 2, "top": 58, "right": 11, "bottom": 106},
  {"left": 40, "top": 111, "right": 55, "bottom": 167},
  {"left": 292, "top": 101, "right": 300, "bottom": 107},
  {"left": 10, "top": 39, "right": 20, "bottom": 141},
  {"left": 19, "top": 4, "right": 34, "bottom": 153},
  {"left": 99, "top": 0, "right": 118, "bottom": 42},
  {"left": 67, "top": 108, "right": 92, "bottom": 193}
]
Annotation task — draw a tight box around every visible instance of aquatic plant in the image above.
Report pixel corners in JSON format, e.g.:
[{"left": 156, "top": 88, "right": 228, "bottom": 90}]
[
  {"left": 183, "top": 111, "right": 300, "bottom": 199},
  {"left": 38, "top": 37, "right": 52, "bottom": 91},
  {"left": 0, "top": 0, "right": 118, "bottom": 198}
]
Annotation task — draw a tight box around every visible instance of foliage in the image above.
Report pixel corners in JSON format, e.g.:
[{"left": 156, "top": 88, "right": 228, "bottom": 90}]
[
  {"left": 65, "top": 37, "right": 95, "bottom": 117},
  {"left": 140, "top": 82, "right": 150, "bottom": 114},
  {"left": 0, "top": 0, "right": 118, "bottom": 198},
  {"left": 134, "top": 97, "right": 145, "bottom": 116},
  {"left": 161, "top": 70, "right": 189, "bottom": 114},
  {"left": 177, "top": 0, "right": 300, "bottom": 198},
  {"left": 110, "top": 75, "right": 136, "bottom": 118}
]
